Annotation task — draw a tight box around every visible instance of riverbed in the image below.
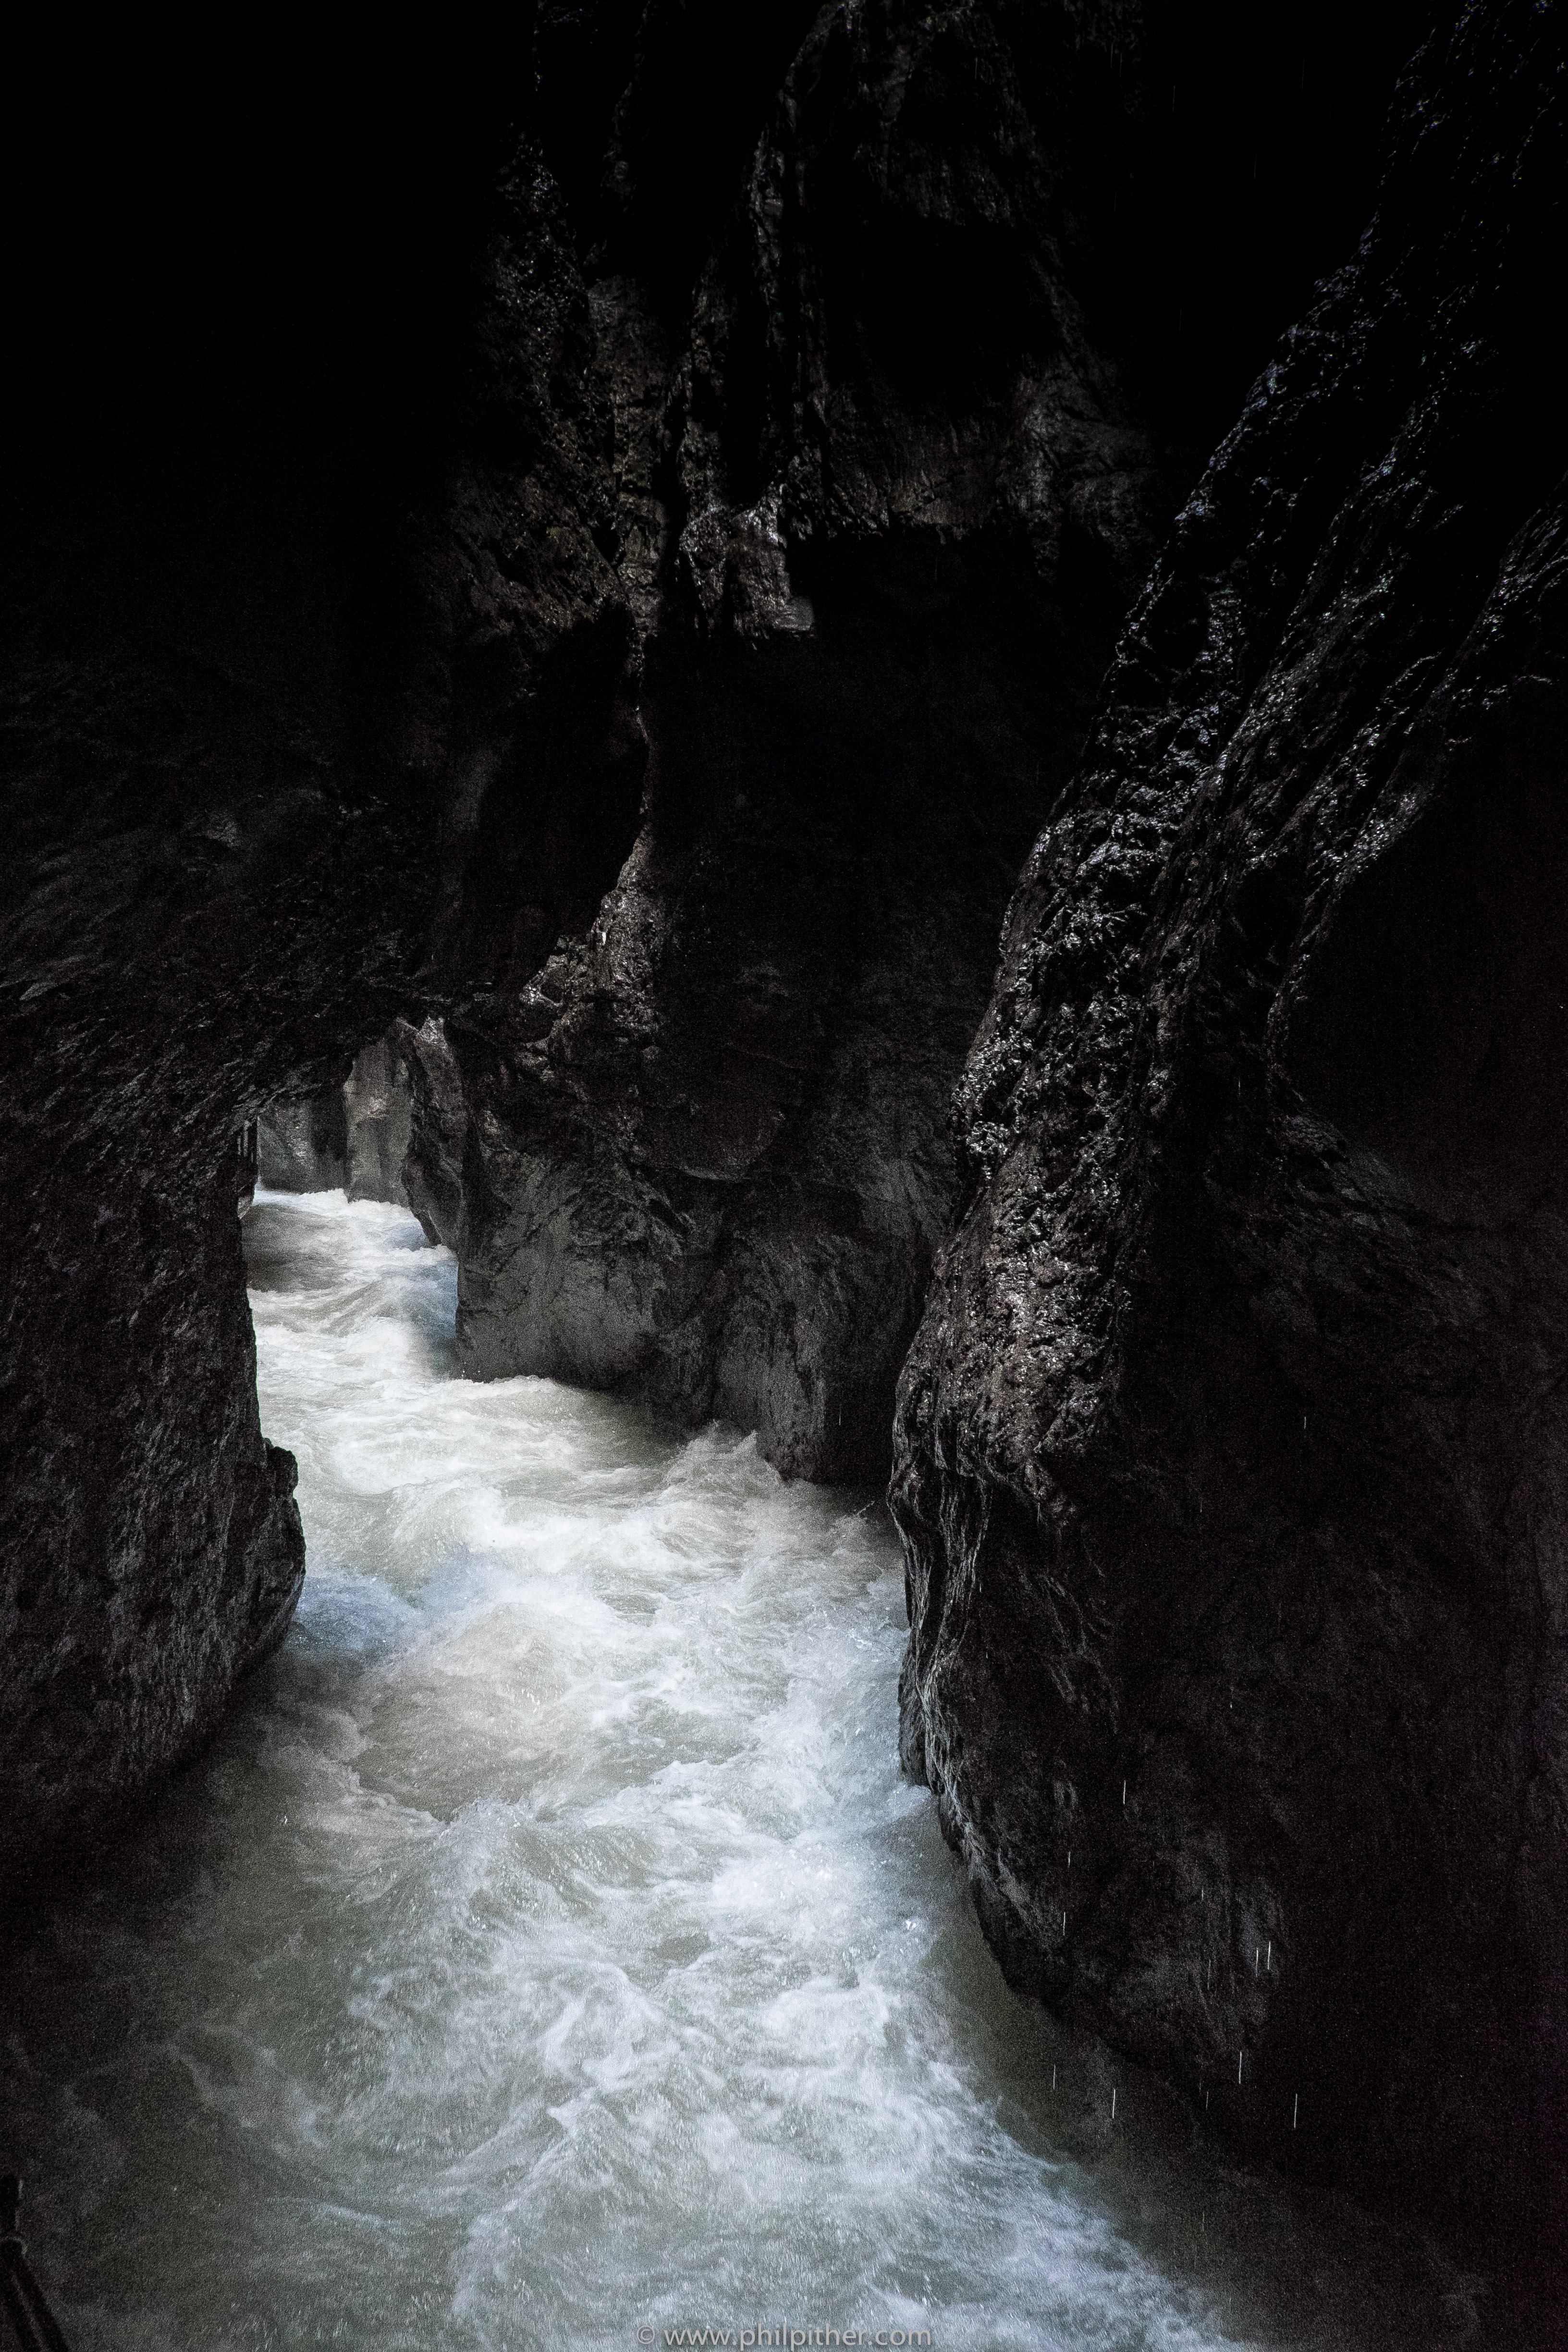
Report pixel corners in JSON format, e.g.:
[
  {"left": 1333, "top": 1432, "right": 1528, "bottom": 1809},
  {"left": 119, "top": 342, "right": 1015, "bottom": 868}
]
[{"left": 0, "top": 1193, "right": 1510, "bottom": 2348}]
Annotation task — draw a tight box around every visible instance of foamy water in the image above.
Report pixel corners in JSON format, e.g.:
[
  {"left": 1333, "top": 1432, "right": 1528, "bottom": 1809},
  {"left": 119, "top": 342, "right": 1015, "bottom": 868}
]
[{"left": 0, "top": 1195, "right": 1496, "bottom": 2349}]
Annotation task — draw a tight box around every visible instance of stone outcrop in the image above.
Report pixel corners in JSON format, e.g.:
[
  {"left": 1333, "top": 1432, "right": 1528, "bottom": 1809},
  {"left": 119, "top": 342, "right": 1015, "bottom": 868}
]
[
  {"left": 893, "top": 0, "right": 1568, "bottom": 2249},
  {"left": 344, "top": 1032, "right": 416, "bottom": 1205},
  {"left": 0, "top": 97, "right": 637, "bottom": 1881},
  {"left": 258, "top": 1031, "right": 416, "bottom": 1204},
  {"left": 258, "top": 1093, "right": 350, "bottom": 1192},
  {"left": 8, "top": 0, "right": 1521, "bottom": 2256},
  {"left": 414, "top": 0, "right": 1422, "bottom": 1480},
  {"left": 0, "top": 1154, "right": 304, "bottom": 1885},
  {"left": 424, "top": 0, "right": 1168, "bottom": 1478}
]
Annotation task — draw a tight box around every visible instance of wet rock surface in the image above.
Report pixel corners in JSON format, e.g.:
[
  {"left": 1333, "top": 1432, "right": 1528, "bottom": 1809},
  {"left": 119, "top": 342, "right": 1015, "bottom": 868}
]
[
  {"left": 259, "top": 1094, "right": 350, "bottom": 1193},
  {"left": 259, "top": 1031, "right": 416, "bottom": 1204},
  {"left": 414, "top": 0, "right": 1182, "bottom": 1476},
  {"left": 0, "top": 94, "right": 626, "bottom": 1878},
  {"left": 344, "top": 1032, "right": 416, "bottom": 1206},
  {"left": 893, "top": 0, "right": 1568, "bottom": 2250},
  {"left": 419, "top": 0, "right": 1422, "bottom": 1479},
  {"left": 6, "top": 0, "right": 1539, "bottom": 2262}
]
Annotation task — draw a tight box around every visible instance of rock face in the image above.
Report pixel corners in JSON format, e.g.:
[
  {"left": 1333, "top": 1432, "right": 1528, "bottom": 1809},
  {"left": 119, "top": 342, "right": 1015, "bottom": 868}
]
[
  {"left": 0, "top": 513, "right": 439, "bottom": 1878},
  {"left": 416, "top": 0, "right": 1422, "bottom": 1480},
  {"left": 894, "top": 0, "right": 1568, "bottom": 2249},
  {"left": 1, "top": 1156, "right": 305, "bottom": 1884},
  {"left": 0, "top": 96, "right": 634, "bottom": 1882},
  {"left": 418, "top": 0, "right": 1184, "bottom": 1478},
  {"left": 344, "top": 1033, "right": 416, "bottom": 1205},
  {"left": 258, "top": 1032, "right": 416, "bottom": 1204},
  {"left": 258, "top": 1094, "right": 350, "bottom": 1192}
]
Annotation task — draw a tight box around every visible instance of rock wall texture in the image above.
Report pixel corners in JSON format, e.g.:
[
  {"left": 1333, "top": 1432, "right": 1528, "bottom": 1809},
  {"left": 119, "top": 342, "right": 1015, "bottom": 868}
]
[
  {"left": 258, "top": 1094, "right": 350, "bottom": 1193},
  {"left": 440, "top": 0, "right": 1176, "bottom": 1476},
  {"left": 414, "top": 0, "right": 1424, "bottom": 1479},
  {"left": 0, "top": 91, "right": 637, "bottom": 1882},
  {"left": 258, "top": 1031, "right": 416, "bottom": 1204},
  {"left": 893, "top": 0, "right": 1568, "bottom": 2248},
  {"left": 1, "top": 1, "right": 1483, "bottom": 2256},
  {"left": 344, "top": 1033, "right": 416, "bottom": 1206}
]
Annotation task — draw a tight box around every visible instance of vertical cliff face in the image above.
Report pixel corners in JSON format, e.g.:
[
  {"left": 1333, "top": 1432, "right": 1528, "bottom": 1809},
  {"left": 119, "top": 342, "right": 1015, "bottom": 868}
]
[
  {"left": 0, "top": 600, "right": 388, "bottom": 1876},
  {"left": 418, "top": 0, "right": 1427, "bottom": 1481},
  {"left": 393, "top": 0, "right": 1435, "bottom": 1482},
  {"left": 343, "top": 1034, "right": 417, "bottom": 1205},
  {"left": 2, "top": 1167, "right": 305, "bottom": 1869},
  {"left": 258, "top": 1031, "right": 416, "bottom": 1204},
  {"left": 894, "top": 0, "right": 1568, "bottom": 2245},
  {"left": 0, "top": 100, "right": 634, "bottom": 1881},
  {"left": 2, "top": 15, "right": 1468, "bottom": 2254}
]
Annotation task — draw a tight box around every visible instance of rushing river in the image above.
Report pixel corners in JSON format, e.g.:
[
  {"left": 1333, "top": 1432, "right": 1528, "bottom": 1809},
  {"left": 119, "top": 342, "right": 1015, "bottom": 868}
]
[{"left": 0, "top": 1194, "right": 1523, "bottom": 2349}]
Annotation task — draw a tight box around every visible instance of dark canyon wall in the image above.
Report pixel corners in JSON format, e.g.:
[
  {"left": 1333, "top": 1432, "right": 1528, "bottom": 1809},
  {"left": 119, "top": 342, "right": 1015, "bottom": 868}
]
[
  {"left": 0, "top": 0, "right": 1486, "bottom": 2254},
  {"left": 406, "top": 0, "right": 1427, "bottom": 1480},
  {"left": 0, "top": 84, "right": 633, "bottom": 1880},
  {"left": 894, "top": 0, "right": 1568, "bottom": 2249},
  {"left": 258, "top": 1033, "right": 415, "bottom": 1204},
  {"left": 429, "top": 0, "right": 1180, "bottom": 1481}
]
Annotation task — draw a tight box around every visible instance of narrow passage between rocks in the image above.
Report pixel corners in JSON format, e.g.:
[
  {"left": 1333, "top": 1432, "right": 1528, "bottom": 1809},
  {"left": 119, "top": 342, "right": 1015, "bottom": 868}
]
[{"left": 0, "top": 1196, "right": 1495, "bottom": 2350}]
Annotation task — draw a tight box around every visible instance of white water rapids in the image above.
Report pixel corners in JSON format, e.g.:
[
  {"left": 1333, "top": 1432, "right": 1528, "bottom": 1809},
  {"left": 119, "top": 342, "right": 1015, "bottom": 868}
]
[{"left": 0, "top": 1194, "right": 1499, "bottom": 2348}]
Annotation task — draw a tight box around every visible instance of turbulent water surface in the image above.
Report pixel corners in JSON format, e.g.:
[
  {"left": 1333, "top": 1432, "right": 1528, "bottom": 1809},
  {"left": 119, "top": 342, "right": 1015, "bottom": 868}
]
[{"left": 0, "top": 1195, "right": 1509, "bottom": 2348}]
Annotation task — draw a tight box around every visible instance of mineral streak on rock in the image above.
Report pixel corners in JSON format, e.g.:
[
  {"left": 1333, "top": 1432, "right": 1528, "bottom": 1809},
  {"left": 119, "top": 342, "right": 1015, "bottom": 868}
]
[{"left": 893, "top": 0, "right": 1568, "bottom": 2247}]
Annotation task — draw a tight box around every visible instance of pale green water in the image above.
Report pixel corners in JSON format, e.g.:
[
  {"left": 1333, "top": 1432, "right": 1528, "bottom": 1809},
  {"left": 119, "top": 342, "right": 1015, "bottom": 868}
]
[{"left": 0, "top": 1193, "right": 1505, "bottom": 2348}]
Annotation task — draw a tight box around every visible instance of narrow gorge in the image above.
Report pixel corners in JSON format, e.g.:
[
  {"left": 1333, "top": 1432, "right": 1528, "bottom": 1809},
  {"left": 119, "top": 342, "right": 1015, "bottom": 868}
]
[{"left": 3, "top": 2, "right": 1564, "bottom": 2340}]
